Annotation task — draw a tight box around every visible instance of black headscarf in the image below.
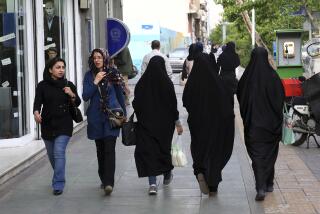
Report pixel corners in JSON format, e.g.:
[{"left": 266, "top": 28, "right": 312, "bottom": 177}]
[
  {"left": 183, "top": 53, "right": 234, "bottom": 187},
  {"left": 237, "top": 47, "right": 284, "bottom": 142},
  {"left": 133, "top": 56, "right": 179, "bottom": 177},
  {"left": 43, "top": 57, "right": 67, "bottom": 89}
]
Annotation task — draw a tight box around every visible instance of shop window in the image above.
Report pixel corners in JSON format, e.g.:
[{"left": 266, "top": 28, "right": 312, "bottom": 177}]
[
  {"left": 0, "top": 0, "right": 29, "bottom": 139},
  {"left": 43, "top": 0, "right": 65, "bottom": 62}
]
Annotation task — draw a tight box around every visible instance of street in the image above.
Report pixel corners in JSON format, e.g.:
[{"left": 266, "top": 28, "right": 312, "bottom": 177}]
[{"left": 0, "top": 74, "right": 319, "bottom": 214}]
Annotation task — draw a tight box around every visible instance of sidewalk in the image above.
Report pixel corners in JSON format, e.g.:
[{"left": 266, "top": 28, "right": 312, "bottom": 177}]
[{"left": 0, "top": 80, "right": 319, "bottom": 213}]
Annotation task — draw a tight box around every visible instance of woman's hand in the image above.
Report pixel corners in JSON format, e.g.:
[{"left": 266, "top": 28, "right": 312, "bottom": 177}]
[
  {"left": 175, "top": 124, "right": 183, "bottom": 135},
  {"left": 34, "top": 111, "right": 42, "bottom": 123},
  {"left": 63, "top": 87, "right": 76, "bottom": 98},
  {"left": 94, "top": 71, "right": 106, "bottom": 85}
]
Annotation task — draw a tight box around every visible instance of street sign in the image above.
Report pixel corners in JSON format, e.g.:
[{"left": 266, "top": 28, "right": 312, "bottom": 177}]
[{"left": 105, "top": 18, "right": 131, "bottom": 58}]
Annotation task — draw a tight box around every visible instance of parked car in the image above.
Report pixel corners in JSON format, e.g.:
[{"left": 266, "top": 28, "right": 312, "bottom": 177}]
[{"left": 168, "top": 48, "right": 188, "bottom": 73}]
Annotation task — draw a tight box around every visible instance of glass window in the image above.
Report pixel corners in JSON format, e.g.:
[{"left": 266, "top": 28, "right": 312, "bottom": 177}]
[
  {"left": 43, "top": 0, "right": 65, "bottom": 63},
  {"left": 0, "top": 0, "right": 29, "bottom": 139}
]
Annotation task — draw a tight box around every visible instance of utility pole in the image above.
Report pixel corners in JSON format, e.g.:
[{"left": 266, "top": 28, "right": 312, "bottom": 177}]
[{"left": 252, "top": 0, "right": 255, "bottom": 49}]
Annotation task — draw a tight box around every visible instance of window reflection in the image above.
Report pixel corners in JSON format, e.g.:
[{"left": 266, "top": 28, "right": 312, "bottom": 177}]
[
  {"left": 0, "top": 0, "right": 28, "bottom": 139},
  {"left": 43, "top": 0, "right": 64, "bottom": 62}
]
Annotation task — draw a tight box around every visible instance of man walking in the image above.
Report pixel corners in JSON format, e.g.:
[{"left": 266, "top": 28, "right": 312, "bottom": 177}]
[{"left": 141, "top": 40, "right": 172, "bottom": 79}]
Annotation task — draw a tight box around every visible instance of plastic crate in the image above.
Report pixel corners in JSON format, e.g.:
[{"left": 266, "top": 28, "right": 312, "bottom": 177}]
[{"left": 281, "top": 78, "right": 302, "bottom": 97}]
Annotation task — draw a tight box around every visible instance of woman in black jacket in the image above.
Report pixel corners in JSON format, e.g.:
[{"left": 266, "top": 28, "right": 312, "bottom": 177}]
[{"left": 33, "top": 57, "right": 81, "bottom": 195}]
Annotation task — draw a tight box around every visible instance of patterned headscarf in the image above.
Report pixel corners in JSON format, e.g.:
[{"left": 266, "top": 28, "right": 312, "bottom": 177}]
[{"left": 88, "top": 48, "right": 109, "bottom": 74}]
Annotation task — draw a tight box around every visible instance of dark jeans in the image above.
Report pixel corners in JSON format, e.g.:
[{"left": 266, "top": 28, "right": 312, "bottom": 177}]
[
  {"left": 148, "top": 171, "right": 172, "bottom": 185},
  {"left": 95, "top": 137, "right": 117, "bottom": 187}
]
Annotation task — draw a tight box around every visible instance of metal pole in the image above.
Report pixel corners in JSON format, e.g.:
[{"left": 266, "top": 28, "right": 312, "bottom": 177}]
[
  {"left": 252, "top": 0, "right": 255, "bottom": 48},
  {"left": 222, "top": 22, "right": 226, "bottom": 43}
]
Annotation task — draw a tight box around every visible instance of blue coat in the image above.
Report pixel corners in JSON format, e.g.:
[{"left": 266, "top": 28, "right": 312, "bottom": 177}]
[{"left": 82, "top": 71, "right": 126, "bottom": 140}]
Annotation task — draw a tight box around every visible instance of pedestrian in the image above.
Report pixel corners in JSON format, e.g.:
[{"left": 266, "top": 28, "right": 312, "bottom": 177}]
[
  {"left": 183, "top": 52, "right": 234, "bottom": 196},
  {"left": 82, "top": 48, "right": 127, "bottom": 196},
  {"left": 237, "top": 47, "right": 284, "bottom": 201},
  {"left": 217, "top": 41, "right": 240, "bottom": 106},
  {"left": 140, "top": 40, "right": 172, "bottom": 79},
  {"left": 133, "top": 55, "right": 183, "bottom": 195},
  {"left": 209, "top": 43, "right": 219, "bottom": 73},
  {"left": 114, "top": 46, "right": 134, "bottom": 105},
  {"left": 180, "top": 43, "right": 203, "bottom": 85},
  {"left": 33, "top": 57, "right": 81, "bottom": 195}
]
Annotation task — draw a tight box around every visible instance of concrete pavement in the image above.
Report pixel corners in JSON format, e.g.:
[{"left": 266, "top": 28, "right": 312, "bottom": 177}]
[{"left": 0, "top": 74, "right": 320, "bottom": 213}]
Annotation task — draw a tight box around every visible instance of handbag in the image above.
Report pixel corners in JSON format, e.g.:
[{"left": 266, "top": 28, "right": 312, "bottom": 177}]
[
  {"left": 121, "top": 112, "right": 136, "bottom": 146},
  {"left": 65, "top": 81, "right": 83, "bottom": 123},
  {"left": 70, "top": 103, "right": 83, "bottom": 123},
  {"left": 282, "top": 103, "right": 295, "bottom": 145},
  {"left": 95, "top": 73, "right": 126, "bottom": 129}
]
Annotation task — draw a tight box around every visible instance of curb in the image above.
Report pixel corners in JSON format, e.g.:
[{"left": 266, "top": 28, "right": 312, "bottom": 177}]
[{"left": 0, "top": 120, "right": 87, "bottom": 186}]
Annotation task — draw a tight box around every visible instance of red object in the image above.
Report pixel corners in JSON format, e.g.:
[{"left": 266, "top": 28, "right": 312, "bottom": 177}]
[{"left": 281, "top": 78, "right": 302, "bottom": 97}]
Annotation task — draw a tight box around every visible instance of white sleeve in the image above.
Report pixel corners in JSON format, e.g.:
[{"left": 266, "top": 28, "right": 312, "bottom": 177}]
[
  {"left": 140, "top": 55, "right": 148, "bottom": 74},
  {"left": 164, "top": 56, "right": 173, "bottom": 80}
]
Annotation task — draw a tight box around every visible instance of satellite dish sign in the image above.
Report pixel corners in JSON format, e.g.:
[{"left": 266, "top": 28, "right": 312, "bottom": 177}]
[{"left": 106, "top": 18, "right": 130, "bottom": 58}]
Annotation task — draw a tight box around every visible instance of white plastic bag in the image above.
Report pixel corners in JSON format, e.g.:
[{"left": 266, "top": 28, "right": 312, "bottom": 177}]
[{"left": 171, "top": 135, "right": 188, "bottom": 167}]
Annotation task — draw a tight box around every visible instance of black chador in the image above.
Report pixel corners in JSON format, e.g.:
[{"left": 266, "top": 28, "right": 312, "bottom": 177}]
[
  {"left": 237, "top": 47, "right": 284, "bottom": 199},
  {"left": 217, "top": 42, "right": 240, "bottom": 98},
  {"left": 183, "top": 53, "right": 234, "bottom": 191},
  {"left": 133, "top": 56, "right": 179, "bottom": 177}
]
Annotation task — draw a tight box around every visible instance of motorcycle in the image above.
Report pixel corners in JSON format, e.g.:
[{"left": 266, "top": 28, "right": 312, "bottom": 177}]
[{"left": 290, "top": 39, "right": 320, "bottom": 148}]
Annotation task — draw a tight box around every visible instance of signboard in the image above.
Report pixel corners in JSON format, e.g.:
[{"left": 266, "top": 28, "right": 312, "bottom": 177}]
[{"left": 105, "top": 18, "right": 130, "bottom": 58}]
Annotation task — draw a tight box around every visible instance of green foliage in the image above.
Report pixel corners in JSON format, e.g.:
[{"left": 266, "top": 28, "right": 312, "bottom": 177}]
[{"left": 210, "top": 0, "right": 317, "bottom": 66}]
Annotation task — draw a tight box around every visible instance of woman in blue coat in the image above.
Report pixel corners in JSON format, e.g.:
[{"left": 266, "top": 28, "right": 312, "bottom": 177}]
[{"left": 82, "top": 48, "right": 126, "bottom": 196}]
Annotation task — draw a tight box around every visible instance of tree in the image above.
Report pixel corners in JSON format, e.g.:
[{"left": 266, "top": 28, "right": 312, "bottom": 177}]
[{"left": 211, "top": 0, "right": 315, "bottom": 67}]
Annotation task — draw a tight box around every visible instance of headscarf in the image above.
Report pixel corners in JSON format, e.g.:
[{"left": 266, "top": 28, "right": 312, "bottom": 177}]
[
  {"left": 88, "top": 48, "right": 109, "bottom": 74},
  {"left": 187, "top": 43, "right": 203, "bottom": 61},
  {"left": 43, "top": 57, "right": 67, "bottom": 89},
  {"left": 237, "top": 47, "right": 284, "bottom": 142}
]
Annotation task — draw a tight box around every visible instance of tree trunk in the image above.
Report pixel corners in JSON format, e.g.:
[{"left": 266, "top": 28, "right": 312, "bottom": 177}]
[
  {"left": 235, "top": 0, "right": 277, "bottom": 69},
  {"left": 304, "top": 2, "right": 320, "bottom": 32}
]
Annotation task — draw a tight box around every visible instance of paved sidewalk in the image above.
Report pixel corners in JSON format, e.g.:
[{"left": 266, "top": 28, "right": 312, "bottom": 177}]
[
  {"left": 0, "top": 83, "right": 264, "bottom": 214},
  {"left": 0, "top": 78, "right": 319, "bottom": 214}
]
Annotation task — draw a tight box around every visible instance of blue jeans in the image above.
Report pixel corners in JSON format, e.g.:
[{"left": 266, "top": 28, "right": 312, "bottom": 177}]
[
  {"left": 43, "top": 135, "right": 70, "bottom": 191},
  {"left": 148, "top": 171, "right": 172, "bottom": 185}
]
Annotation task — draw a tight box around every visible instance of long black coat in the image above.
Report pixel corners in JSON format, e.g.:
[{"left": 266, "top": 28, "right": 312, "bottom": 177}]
[{"left": 133, "top": 56, "right": 179, "bottom": 177}]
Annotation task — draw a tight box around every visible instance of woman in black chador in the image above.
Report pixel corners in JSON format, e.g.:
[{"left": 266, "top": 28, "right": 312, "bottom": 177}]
[
  {"left": 133, "top": 56, "right": 183, "bottom": 195},
  {"left": 183, "top": 53, "right": 234, "bottom": 195},
  {"left": 217, "top": 41, "right": 240, "bottom": 105},
  {"left": 237, "top": 47, "right": 284, "bottom": 201}
]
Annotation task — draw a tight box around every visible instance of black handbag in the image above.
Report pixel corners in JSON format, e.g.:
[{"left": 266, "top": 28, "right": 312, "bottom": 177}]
[
  {"left": 70, "top": 104, "right": 83, "bottom": 123},
  {"left": 121, "top": 112, "right": 136, "bottom": 146}
]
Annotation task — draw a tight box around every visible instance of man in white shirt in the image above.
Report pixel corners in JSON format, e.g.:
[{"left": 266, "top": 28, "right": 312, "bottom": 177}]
[{"left": 141, "top": 40, "right": 173, "bottom": 79}]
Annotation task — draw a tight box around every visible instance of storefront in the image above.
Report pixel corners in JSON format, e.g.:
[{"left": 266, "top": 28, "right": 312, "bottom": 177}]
[{"left": 0, "top": 0, "right": 121, "bottom": 147}]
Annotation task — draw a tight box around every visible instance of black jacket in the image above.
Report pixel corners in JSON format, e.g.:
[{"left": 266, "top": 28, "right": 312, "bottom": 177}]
[{"left": 33, "top": 80, "right": 81, "bottom": 140}]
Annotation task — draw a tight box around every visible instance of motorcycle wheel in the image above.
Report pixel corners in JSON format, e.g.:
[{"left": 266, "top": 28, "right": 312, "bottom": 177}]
[{"left": 291, "top": 132, "right": 308, "bottom": 146}]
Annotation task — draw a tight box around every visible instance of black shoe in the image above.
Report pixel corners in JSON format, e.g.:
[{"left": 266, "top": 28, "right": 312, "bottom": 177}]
[
  {"left": 163, "top": 173, "right": 173, "bottom": 186},
  {"left": 266, "top": 185, "right": 274, "bottom": 192},
  {"left": 255, "top": 189, "right": 266, "bottom": 201},
  {"left": 197, "top": 173, "right": 209, "bottom": 195},
  {"left": 208, "top": 185, "right": 218, "bottom": 196},
  {"left": 53, "top": 190, "right": 63, "bottom": 195}
]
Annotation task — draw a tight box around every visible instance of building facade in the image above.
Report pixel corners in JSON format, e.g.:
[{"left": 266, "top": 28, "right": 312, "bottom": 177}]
[{"left": 0, "top": 0, "right": 122, "bottom": 147}]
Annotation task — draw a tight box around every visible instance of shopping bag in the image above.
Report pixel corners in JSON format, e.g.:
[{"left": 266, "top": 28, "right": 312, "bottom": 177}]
[
  {"left": 171, "top": 135, "right": 188, "bottom": 167},
  {"left": 282, "top": 103, "right": 295, "bottom": 145}
]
